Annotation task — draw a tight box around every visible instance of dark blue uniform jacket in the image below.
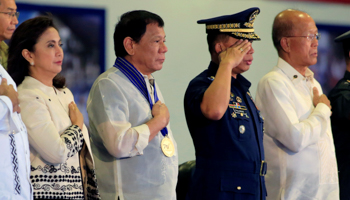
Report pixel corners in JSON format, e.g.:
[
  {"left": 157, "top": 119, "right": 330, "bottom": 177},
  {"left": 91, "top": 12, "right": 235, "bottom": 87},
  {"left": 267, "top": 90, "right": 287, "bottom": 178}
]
[
  {"left": 184, "top": 62, "right": 267, "bottom": 200},
  {"left": 329, "top": 70, "right": 350, "bottom": 200}
]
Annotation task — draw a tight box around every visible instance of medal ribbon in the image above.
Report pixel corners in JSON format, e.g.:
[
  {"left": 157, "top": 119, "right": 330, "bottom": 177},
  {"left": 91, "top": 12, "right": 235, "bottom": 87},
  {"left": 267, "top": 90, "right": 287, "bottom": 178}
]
[{"left": 114, "top": 57, "right": 168, "bottom": 137}]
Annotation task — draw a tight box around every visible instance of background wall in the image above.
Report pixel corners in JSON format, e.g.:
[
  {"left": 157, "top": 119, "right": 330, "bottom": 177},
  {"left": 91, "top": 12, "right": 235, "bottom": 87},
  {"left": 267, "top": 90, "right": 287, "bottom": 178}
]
[{"left": 16, "top": 0, "right": 350, "bottom": 164}]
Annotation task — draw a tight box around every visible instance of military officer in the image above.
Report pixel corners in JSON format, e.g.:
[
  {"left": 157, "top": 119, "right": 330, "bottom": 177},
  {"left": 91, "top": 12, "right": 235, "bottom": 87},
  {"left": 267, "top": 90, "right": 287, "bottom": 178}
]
[
  {"left": 184, "top": 7, "right": 266, "bottom": 200},
  {"left": 329, "top": 30, "right": 350, "bottom": 200}
]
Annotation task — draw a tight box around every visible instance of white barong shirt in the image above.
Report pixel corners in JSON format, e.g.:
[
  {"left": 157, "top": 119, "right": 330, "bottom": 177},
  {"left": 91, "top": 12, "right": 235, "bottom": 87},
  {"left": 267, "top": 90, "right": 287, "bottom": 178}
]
[
  {"left": 0, "top": 65, "right": 32, "bottom": 200},
  {"left": 255, "top": 58, "right": 339, "bottom": 200},
  {"left": 87, "top": 66, "right": 178, "bottom": 200}
]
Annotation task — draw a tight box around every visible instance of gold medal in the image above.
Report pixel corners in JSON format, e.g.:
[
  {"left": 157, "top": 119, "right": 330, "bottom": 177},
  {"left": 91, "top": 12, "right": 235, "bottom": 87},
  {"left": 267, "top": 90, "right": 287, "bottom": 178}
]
[{"left": 161, "top": 136, "right": 175, "bottom": 157}]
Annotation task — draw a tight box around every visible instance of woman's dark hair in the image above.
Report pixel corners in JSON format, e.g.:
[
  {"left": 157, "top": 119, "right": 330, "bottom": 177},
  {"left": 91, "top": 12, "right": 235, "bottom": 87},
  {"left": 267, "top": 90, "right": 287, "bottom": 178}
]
[
  {"left": 7, "top": 15, "right": 66, "bottom": 88},
  {"left": 114, "top": 10, "right": 164, "bottom": 58}
]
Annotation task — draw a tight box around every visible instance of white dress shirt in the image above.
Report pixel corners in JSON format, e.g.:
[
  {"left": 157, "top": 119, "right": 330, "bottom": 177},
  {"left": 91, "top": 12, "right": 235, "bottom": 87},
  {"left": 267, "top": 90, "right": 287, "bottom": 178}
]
[
  {"left": 18, "top": 76, "right": 94, "bottom": 199},
  {"left": 87, "top": 67, "right": 178, "bottom": 200},
  {"left": 255, "top": 58, "right": 339, "bottom": 200},
  {"left": 0, "top": 66, "right": 33, "bottom": 200}
]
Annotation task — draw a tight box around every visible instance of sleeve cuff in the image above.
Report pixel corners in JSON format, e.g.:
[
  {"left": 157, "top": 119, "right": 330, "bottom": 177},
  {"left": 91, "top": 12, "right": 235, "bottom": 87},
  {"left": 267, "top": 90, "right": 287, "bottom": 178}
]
[
  {"left": 315, "top": 102, "right": 331, "bottom": 117},
  {"left": 132, "top": 124, "right": 150, "bottom": 155},
  {"left": 70, "top": 124, "right": 82, "bottom": 133}
]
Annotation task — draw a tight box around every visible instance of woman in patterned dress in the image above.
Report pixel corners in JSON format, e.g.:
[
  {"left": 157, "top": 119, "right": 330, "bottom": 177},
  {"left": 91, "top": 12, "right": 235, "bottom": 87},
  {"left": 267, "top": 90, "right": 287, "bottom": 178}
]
[{"left": 7, "top": 16, "right": 99, "bottom": 200}]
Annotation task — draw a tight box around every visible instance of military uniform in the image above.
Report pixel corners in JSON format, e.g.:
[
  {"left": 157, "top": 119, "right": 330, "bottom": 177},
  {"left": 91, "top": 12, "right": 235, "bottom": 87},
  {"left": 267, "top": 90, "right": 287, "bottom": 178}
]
[
  {"left": 329, "top": 70, "right": 350, "bottom": 200},
  {"left": 329, "top": 30, "right": 350, "bottom": 200},
  {"left": 184, "top": 7, "right": 265, "bottom": 200},
  {"left": 184, "top": 62, "right": 266, "bottom": 200}
]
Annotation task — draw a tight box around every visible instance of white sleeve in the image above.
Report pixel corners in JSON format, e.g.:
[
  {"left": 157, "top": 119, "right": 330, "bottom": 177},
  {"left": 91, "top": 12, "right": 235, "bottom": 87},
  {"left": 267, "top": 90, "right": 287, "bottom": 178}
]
[
  {"left": 19, "top": 89, "right": 84, "bottom": 164},
  {"left": 256, "top": 77, "right": 331, "bottom": 153},
  {"left": 87, "top": 78, "right": 150, "bottom": 159},
  {"left": 0, "top": 96, "right": 12, "bottom": 129}
]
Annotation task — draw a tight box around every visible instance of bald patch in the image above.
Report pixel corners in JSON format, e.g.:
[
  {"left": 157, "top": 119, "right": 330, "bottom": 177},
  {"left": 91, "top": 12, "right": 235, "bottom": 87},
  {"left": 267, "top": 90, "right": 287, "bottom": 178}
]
[
  {"left": 272, "top": 9, "right": 311, "bottom": 54},
  {"left": 276, "top": 9, "right": 312, "bottom": 32}
]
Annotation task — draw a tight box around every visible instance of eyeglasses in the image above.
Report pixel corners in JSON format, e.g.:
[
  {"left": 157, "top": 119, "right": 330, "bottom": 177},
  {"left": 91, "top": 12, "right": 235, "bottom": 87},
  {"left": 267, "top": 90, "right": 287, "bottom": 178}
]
[
  {"left": 284, "top": 33, "right": 321, "bottom": 41},
  {"left": 0, "top": 11, "right": 19, "bottom": 18}
]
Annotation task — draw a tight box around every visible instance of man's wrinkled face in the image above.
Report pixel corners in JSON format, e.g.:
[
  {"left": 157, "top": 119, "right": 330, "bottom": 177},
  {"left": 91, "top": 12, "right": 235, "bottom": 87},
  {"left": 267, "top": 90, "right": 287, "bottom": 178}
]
[
  {"left": 288, "top": 16, "right": 319, "bottom": 67},
  {"left": 132, "top": 23, "right": 168, "bottom": 75},
  {"left": 0, "top": 0, "right": 18, "bottom": 41}
]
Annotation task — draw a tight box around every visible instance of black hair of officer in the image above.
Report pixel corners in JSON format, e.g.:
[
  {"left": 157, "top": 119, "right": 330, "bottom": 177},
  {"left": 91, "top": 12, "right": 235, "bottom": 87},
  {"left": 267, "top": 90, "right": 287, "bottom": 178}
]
[
  {"left": 335, "top": 30, "right": 350, "bottom": 65},
  {"left": 114, "top": 10, "right": 164, "bottom": 58},
  {"left": 206, "top": 33, "right": 230, "bottom": 55}
]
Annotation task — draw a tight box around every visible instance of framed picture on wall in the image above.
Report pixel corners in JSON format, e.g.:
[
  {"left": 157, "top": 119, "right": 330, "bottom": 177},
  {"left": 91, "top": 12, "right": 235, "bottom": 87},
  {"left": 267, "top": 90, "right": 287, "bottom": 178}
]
[
  {"left": 309, "top": 24, "right": 350, "bottom": 95},
  {"left": 16, "top": 3, "right": 106, "bottom": 126}
]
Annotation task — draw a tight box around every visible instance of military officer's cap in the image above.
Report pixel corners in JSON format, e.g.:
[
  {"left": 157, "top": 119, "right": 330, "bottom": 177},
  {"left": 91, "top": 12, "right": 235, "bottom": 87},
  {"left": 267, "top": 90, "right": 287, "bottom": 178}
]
[
  {"left": 335, "top": 30, "right": 350, "bottom": 43},
  {"left": 197, "top": 7, "right": 261, "bottom": 41}
]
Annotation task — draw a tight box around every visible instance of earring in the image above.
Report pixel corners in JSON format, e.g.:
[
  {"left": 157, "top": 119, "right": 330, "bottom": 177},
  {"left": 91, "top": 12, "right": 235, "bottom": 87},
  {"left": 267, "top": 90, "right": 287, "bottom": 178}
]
[{"left": 30, "top": 62, "right": 34, "bottom": 66}]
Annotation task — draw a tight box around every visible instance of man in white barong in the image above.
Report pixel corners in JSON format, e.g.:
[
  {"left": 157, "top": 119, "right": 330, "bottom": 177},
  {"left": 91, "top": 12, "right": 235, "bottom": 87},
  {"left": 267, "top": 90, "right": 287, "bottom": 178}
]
[
  {"left": 255, "top": 9, "right": 339, "bottom": 200},
  {"left": 87, "top": 10, "right": 178, "bottom": 200}
]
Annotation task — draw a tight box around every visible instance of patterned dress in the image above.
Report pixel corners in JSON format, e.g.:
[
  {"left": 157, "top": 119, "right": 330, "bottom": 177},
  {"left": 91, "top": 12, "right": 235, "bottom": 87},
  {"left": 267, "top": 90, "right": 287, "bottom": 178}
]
[{"left": 18, "top": 76, "right": 100, "bottom": 199}]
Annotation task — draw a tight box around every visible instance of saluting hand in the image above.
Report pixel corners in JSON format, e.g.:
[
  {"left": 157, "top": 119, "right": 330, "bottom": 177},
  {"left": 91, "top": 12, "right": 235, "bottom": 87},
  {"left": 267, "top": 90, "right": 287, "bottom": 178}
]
[
  {"left": 218, "top": 39, "right": 251, "bottom": 69},
  {"left": 0, "top": 78, "right": 20, "bottom": 113}
]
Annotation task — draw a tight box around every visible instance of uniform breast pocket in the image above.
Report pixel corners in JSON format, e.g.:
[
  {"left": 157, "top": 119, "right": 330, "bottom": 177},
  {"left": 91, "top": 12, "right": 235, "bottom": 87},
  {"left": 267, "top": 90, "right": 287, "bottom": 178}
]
[{"left": 235, "top": 116, "right": 252, "bottom": 141}]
